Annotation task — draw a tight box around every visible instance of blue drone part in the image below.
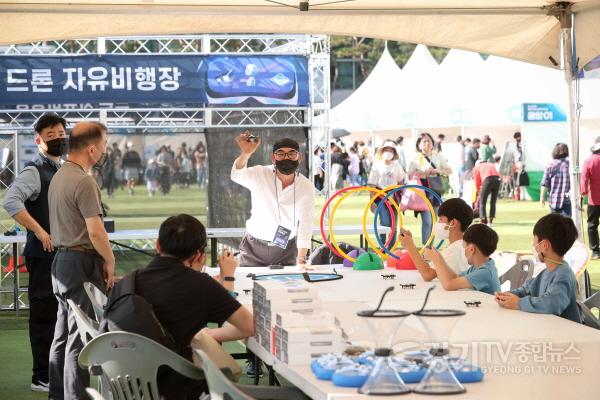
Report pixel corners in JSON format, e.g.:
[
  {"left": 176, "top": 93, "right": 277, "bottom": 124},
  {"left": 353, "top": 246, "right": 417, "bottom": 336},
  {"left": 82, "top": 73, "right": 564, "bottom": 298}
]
[
  {"left": 331, "top": 365, "right": 371, "bottom": 388},
  {"left": 311, "top": 356, "right": 355, "bottom": 381},
  {"left": 453, "top": 363, "right": 485, "bottom": 383}
]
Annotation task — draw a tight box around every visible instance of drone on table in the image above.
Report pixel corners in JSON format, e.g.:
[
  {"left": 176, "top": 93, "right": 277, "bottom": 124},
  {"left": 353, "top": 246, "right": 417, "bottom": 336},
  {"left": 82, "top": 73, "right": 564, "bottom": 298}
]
[
  {"left": 464, "top": 300, "right": 482, "bottom": 307},
  {"left": 399, "top": 283, "right": 416, "bottom": 289}
]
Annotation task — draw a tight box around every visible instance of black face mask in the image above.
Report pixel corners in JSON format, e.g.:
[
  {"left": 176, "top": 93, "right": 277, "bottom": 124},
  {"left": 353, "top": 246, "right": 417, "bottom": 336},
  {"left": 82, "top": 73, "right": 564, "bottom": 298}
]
[
  {"left": 94, "top": 152, "right": 108, "bottom": 170},
  {"left": 45, "top": 137, "right": 68, "bottom": 157},
  {"left": 275, "top": 159, "right": 299, "bottom": 175}
]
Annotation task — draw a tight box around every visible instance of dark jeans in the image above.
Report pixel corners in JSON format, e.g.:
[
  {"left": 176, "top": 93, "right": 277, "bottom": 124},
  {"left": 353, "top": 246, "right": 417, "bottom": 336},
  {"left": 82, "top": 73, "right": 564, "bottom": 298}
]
[
  {"left": 587, "top": 204, "right": 600, "bottom": 255},
  {"left": 480, "top": 176, "right": 501, "bottom": 220},
  {"left": 49, "top": 251, "right": 106, "bottom": 400},
  {"left": 551, "top": 198, "right": 572, "bottom": 217},
  {"left": 239, "top": 234, "right": 297, "bottom": 267},
  {"left": 26, "top": 256, "right": 58, "bottom": 384}
]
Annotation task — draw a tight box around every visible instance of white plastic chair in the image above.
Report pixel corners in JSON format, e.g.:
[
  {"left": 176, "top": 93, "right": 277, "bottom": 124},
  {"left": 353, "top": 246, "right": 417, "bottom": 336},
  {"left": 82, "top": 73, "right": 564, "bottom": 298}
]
[
  {"left": 564, "top": 240, "right": 590, "bottom": 278},
  {"left": 79, "top": 332, "right": 204, "bottom": 400},
  {"left": 499, "top": 259, "right": 535, "bottom": 291},
  {"left": 84, "top": 282, "right": 108, "bottom": 322},
  {"left": 86, "top": 388, "right": 107, "bottom": 400},
  {"left": 195, "top": 349, "right": 308, "bottom": 400},
  {"left": 579, "top": 291, "right": 600, "bottom": 330},
  {"left": 66, "top": 299, "right": 99, "bottom": 344}
]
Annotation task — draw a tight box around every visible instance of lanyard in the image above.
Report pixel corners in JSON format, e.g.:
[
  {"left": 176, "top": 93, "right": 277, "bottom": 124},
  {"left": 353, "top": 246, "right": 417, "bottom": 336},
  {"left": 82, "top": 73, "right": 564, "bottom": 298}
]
[{"left": 274, "top": 171, "right": 296, "bottom": 227}]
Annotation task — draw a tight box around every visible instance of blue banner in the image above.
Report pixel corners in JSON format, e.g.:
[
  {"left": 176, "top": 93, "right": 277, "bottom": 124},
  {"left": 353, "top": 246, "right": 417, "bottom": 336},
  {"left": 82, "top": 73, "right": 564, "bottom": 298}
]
[
  {"left": 522, "top": 103, "right": 567, "bottom": 122},
  {"left": 0, "top": 54, "right": 309, "bottom": 107}
]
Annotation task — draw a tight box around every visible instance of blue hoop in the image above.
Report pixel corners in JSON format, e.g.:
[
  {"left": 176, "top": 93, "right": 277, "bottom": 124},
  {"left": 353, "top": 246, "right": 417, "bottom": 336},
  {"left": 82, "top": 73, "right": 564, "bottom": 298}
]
[{"left": 373, "top": 185, "right": 445, "bottom": 259}]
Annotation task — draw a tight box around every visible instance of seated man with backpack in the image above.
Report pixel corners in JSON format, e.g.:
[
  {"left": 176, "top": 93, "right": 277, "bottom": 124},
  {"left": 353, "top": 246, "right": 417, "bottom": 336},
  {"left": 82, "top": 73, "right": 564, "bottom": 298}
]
[{"left": 102, "top": 214, "right": 254, "bottom": 399}]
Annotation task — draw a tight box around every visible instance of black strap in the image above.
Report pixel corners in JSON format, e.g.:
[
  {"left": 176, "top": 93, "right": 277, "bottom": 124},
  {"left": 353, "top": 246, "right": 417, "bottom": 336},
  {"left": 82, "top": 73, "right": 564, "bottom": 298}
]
[{"left": 424, "top": 155, "right": 438, "bottom": 170}]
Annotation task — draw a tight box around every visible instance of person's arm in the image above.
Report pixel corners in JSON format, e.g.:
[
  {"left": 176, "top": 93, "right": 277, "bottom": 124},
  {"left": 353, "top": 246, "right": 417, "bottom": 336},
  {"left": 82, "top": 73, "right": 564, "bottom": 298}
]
[
  {"left": 399, "top": 229, "right": 437, "bottom": 281},
  {"left": 540, "top": 186, "right": 548, "bottom": 207},
  {"left": 3, "top": 167, "right": 54, "bottom": 252},
  {"left": 509, "top": 277, "right": 533, "bottom": 298},
  {"left": 231, "top": 131, "right": 261, "bottom": 186},
  {"left": 85, "top": 216, "right": 115, "bottom": 288},
  {"left": 396, "top": 164, "right": 406, "bottom": 185},
  {"left": 540, "top": 165, "right": 554, "bottom": 206},
  {"left": 76, "top": 177, "right": 115, "bottom": 288},
  {"left": 215, "top": 248, "right": 237, "bottom": 292},
  {"left": 435, "top": 154, "right": 452, "bottom": 175},
  {"left": 473, "top": 166, "right": 482, "bottom": 190},
  {"left": 581, "top": 160, "right": 590, "bottom": 196},
  {"left": 423, "top": 247, "right": 472, "bottom": 290},
  {"left": 512, "top": 276, "right": 572, "bottom": 315},
  {"left": 204, "top": 306, "right": 254, "bottom": 343},
  {"left": 407, "top": 159, "right": 419, "bottom": 178}
]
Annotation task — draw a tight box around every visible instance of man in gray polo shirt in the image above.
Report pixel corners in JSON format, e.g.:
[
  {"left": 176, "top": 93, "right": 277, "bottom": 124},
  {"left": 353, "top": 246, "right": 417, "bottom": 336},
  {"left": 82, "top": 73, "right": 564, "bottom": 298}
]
[{"left": 47, "top": 121, "right": 115, "bottom": 400}]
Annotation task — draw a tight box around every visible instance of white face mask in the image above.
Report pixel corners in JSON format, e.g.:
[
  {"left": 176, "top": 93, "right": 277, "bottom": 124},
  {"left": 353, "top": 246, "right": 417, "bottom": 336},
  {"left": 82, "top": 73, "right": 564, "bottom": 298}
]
[
  {"left": 382, "top": 151, "right": 394, "bottom": 161},
  {"left": 433, "top": 222, "right": 451, "bottom": 240},
  {"left": 532, "top": 243, "right": 543, "bottom": 263}
]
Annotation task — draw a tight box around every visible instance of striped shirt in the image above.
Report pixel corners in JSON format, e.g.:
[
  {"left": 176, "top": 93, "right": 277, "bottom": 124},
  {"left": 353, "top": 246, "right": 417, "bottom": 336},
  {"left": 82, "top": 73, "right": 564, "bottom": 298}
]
[{"left": 541, "top": 158, "right": 570, "bottom": 209}]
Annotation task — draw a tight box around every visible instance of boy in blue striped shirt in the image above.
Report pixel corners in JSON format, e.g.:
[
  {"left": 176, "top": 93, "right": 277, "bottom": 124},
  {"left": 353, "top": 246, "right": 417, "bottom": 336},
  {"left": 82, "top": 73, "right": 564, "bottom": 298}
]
[{"left": 496, "top": 213, "right": 582, "bottom": 323}]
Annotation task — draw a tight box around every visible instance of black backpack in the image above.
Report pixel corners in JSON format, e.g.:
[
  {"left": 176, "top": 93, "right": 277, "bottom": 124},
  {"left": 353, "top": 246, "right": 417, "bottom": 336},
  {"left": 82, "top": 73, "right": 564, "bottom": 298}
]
[
  {"left": 99, "top": 270, "right": 178, "bottom": 352},
  {"left": 309, "top": 242, "right": 361, "bottom": 265}
]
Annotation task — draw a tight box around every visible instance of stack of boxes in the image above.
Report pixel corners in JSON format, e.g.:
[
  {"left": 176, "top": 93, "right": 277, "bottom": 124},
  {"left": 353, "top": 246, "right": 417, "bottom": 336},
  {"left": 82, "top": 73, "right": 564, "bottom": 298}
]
[{"left": 253, "top": 280, "right": 345, "bottom": 365}]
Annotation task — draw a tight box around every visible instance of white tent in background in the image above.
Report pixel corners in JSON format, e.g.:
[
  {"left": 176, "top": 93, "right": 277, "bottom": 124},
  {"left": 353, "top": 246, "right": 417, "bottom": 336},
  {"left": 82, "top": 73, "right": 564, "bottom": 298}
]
[
  {"left": 437, "top": 49, "right": 487, "bottom": 126},
  {"left": 402, "top": 44, "right": 439, "bottom": 76},
  {"left": 329, "top": 46, "right": 405, "bottom": 132},
  {"left": 480, "top": 55, "right": 568, "bottom": 126}
]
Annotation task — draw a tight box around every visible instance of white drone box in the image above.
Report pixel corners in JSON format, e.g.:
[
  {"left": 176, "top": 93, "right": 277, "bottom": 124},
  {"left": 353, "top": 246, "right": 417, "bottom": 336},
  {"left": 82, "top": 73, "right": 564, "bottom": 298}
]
[{"left": 275, "top": 311, "right": 337, "bottom": 329}]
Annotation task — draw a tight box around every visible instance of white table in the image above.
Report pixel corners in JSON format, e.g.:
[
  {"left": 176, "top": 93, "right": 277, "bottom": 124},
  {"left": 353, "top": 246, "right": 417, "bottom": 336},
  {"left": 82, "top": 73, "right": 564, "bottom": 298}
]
[
  {"left": 242, "top": 267, "right": 600, "bottom": 400},
  {"left": 0, "top": 225, "right": 388, "bottom": 314}
]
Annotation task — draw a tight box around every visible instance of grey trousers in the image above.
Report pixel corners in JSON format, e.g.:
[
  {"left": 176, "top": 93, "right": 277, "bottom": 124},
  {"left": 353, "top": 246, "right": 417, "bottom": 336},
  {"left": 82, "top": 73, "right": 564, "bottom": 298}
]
[
  {"left": 239, "top": 233, "right": 297, "bottom": 267},
  {"left": 48, "top": 250, "right": 106, "bottom": 400}
]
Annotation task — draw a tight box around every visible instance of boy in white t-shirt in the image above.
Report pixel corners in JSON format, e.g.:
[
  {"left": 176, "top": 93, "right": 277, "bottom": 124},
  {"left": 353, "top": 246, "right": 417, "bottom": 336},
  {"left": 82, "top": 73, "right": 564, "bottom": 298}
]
[{"left": 399, "top": 198, "right": 473, "bottom": 280}]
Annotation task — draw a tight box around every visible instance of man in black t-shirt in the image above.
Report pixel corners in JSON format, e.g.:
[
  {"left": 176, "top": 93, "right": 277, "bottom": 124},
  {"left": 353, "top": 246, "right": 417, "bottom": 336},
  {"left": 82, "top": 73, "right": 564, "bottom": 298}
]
[{"left": 134, "top": 214, "right": 254, "bottom": 399}]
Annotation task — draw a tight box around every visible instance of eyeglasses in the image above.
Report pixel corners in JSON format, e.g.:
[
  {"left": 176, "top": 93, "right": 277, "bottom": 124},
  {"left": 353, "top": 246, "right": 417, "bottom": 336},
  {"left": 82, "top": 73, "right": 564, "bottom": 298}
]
[{"left": 273, "top": 150, "right": 299, "bottom": 160}]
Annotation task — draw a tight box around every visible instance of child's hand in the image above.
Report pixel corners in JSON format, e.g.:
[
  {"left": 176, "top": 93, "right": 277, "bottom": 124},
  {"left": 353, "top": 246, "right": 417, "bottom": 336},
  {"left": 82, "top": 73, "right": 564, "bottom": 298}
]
[
  {"left": 495, "top": 292, "right": 520, "bottom": 310},
  {"left": 399, "top": 228, "right": 415, "bottom": 249},
  {"left": 422, "top": 246, "right": 440, "bottom": 262}
]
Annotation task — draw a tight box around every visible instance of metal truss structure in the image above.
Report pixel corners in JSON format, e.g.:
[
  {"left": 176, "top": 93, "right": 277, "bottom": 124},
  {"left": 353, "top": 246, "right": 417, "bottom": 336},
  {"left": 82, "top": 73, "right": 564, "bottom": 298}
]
[{"left": 0, "top": 34, "right": 331, "bottom": 311}]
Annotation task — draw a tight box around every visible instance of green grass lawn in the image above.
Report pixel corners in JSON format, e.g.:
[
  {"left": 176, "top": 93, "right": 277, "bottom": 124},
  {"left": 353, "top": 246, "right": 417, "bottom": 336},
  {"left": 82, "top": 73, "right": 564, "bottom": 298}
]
[{"left": 1, "top": 186, "right": 599, "bottom": 398}]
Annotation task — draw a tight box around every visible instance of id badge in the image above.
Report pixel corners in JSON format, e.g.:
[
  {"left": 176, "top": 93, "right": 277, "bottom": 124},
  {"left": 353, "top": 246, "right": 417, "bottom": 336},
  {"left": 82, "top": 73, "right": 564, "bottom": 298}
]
[{"left": 272, "top": 225, "right": 292, "bottom": 249}]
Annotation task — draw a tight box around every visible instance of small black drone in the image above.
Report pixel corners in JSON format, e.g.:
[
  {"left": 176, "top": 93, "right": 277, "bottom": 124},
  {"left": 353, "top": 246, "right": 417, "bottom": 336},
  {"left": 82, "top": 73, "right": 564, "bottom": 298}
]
[
  {"left": 399, "top": 283, "right": 416, "bottom": 289},
  {"left": 243, "top": 289, "right": 252, "bottom": 295},
  {"left": 464, "top": 300, "right": 482, "bottom": 307},
  {"left": 381, "top": 274, "right": 396, "bottom": 280}
]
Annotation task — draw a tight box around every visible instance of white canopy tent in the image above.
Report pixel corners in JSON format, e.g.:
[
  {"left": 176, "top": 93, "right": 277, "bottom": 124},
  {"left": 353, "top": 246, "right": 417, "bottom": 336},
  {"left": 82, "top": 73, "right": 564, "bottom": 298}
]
[
  {"left": 0, "top": 1, "right": 599, "bottom": 69},
  {"left": 1, "top": 0, "right": 599, "bottom": 233}
]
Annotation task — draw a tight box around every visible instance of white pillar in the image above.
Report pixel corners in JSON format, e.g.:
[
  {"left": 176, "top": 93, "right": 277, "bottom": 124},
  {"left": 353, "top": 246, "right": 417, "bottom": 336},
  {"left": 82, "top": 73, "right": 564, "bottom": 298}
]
[{"left": 560, "top": 12, "right": 584, "bottom": 238}]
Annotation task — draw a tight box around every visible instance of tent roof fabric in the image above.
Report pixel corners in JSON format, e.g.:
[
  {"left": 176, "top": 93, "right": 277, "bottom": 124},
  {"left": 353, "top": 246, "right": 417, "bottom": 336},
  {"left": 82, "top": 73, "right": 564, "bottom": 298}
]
[{"left": 0, "top": 1, "right": 599, "bottom": 68}]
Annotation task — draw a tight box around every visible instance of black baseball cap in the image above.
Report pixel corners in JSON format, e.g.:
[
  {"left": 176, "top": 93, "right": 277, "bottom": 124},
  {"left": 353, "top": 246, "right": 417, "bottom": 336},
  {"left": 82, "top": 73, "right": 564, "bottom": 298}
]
[{"left": 273, "top": 138, "right": 300, "bottom": 153}]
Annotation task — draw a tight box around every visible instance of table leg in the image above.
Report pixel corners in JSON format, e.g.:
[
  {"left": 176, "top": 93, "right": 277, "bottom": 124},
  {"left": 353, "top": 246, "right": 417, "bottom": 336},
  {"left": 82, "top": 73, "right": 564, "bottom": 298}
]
[
  {"left": 267, "top": 366, "right": 278, "bottom": 386},
  {"left": 211, "top": 238, "right": 217, "bottom": 267},
  {"left": 253, "top": 353, "right": 261, "bottom": 386},
  {"left": 13, "top": 243, "right": 19, "bottom": 317}
]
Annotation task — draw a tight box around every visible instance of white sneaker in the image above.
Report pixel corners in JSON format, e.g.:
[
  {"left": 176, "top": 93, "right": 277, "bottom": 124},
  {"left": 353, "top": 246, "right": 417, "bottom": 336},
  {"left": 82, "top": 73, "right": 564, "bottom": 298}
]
[{"left": 31, "top": 381, "right": 49, "bottom": 392}]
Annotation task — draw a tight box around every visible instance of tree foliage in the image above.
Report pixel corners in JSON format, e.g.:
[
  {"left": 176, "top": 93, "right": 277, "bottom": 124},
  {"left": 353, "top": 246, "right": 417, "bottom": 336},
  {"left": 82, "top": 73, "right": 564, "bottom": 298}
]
[{"left": 330, "top": 36, "right": 450, "bottom": 87}]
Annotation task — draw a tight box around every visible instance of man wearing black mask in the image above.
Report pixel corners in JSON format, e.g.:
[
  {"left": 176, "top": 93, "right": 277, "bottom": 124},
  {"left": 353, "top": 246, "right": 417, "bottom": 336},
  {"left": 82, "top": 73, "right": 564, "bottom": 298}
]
[
  {"left": 231, "top": 131, "right": 315, "bottom": 267},
  {"left": 3, "top": 112, "right": 68, "bottom": 392}
]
